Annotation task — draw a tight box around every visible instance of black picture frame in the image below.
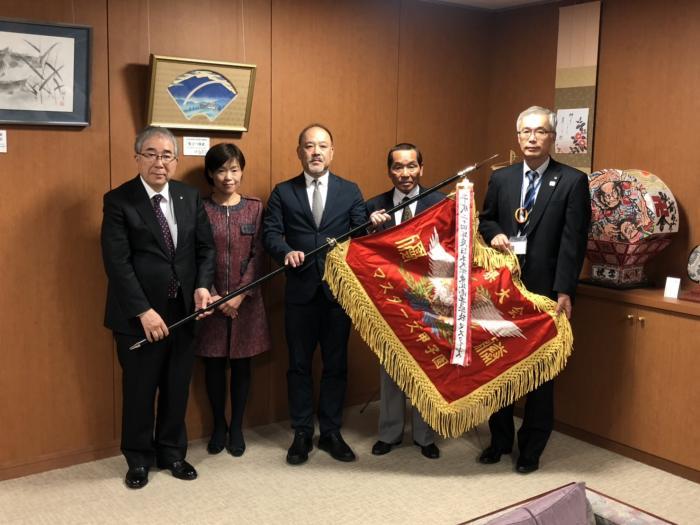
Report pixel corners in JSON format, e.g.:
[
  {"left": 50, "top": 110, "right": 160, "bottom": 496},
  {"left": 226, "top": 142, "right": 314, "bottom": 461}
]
[{"left": 0, "top": 18, "right": 91, "bottom": 126}]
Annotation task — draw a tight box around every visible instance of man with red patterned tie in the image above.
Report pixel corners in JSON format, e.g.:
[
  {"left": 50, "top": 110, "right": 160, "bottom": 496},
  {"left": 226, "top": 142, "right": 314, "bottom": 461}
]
[{"left": 101, "top": 126, "right": 216, "bottom": 488}]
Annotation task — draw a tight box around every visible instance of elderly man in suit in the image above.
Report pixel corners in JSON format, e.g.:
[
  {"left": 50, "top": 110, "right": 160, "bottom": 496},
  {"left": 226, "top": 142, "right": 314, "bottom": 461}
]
[
  {"left": 101, "top": 126, "right": 216, "bottom": 489},
  {"left": 366, "top": 143, "right": 444, "bottom": 459},
  {"left": 477, "top": 106, "right": 591, "bottom": 473},
  {"left": 263, "top": 124, "right": 368, "bottom": 465}
]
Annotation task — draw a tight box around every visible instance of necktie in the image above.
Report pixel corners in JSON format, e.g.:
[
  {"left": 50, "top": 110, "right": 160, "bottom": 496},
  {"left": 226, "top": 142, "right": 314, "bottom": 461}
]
[
  {"left": 152, "top": 194, "right": 178, "bottom": 298},
  {"left": 311, "top": 179, "right": 323, "bottom": 227},
  {"left": 400, "top": 196, "right": 413, "bottom": 224},
  {"left": 520, "top": 170, "right": 539, "bottom": 234}
]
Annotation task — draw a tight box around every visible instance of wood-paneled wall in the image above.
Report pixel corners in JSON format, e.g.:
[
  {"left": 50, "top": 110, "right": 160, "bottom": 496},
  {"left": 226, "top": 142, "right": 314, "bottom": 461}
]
[
  {"left": 0, "top": 0, "right": 115, "bottom": 480},
  {"left": 2, "top": 0, "right": 699, "bottom": 480},
  {"left": 594, "top": 0, "right": 700, "bottom": 286},
  {"left": 480, "top": 3, "right": 559, "bottom": 205},
  {"left": 0, "top": 0, "right": 491, "bottom": 479}
]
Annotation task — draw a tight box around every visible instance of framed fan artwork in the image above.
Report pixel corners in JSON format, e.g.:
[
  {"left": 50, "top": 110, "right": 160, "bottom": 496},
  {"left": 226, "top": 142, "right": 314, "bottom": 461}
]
[{"left": 147, "top": 55, "right": 256, "bottom": 132}]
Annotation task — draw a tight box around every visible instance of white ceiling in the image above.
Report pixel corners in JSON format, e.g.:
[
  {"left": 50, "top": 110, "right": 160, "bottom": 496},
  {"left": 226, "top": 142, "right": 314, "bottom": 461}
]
[{"left": 421, "top": 0, "right": 554, "bottom": 10}]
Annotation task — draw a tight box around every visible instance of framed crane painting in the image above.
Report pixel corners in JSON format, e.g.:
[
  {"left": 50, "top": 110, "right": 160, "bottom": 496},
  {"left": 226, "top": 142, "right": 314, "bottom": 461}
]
[{"left": 0, "top": 18, "right": 91, "bottom": 126}]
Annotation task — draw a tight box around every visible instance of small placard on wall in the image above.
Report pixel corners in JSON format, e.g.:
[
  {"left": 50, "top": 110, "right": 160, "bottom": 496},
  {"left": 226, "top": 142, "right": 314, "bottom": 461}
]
[
  {"left": 0, "top": 130, "right": 6, "bottom": 153},
  {"left": 183, "top": 136, "right": 210, "bottom": 156}
]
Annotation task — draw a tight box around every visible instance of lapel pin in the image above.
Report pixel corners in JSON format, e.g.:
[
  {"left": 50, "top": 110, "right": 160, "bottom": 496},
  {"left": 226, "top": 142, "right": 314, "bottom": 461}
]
[
  {"left": 549, "top": 180, "right": 556, "bottom": 187},
  {"left": 179, "top": 195, "right": 183, "bottom": 199}
]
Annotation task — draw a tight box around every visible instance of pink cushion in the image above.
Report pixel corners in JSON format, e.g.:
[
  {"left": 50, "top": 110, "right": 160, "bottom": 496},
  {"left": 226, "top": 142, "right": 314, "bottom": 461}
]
[{"left": 485, "top": 483, "right": 589, "bottom": 525}]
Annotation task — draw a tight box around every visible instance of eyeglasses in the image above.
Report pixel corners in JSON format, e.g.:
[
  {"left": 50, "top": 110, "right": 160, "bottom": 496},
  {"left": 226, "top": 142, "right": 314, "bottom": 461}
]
[
  {"left": 138, "top": 152, "right": 177, "bottom": 164},
  {"left": 517, "top": 128, "right": 554, "bottom": 139},
  {"left": 391, "top": 163, "right": 421, "bottom": 174}
]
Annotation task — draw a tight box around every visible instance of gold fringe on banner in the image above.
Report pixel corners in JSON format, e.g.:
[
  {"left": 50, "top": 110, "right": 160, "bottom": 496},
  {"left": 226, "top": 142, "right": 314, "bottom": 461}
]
[{"left": 324, "top": 195, "right": 573, "bottom": 438}]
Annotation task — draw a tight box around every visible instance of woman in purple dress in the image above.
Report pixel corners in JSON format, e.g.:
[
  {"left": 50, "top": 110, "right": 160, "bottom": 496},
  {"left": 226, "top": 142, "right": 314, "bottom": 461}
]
[{"left": 195, "top": 143, "right": 271, "bottom": 456}]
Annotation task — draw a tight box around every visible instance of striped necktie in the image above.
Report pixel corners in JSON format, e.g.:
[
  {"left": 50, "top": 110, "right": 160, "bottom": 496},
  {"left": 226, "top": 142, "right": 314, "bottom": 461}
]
[{"left": 519, "top": 170, "right": 539, "bottom": 234}]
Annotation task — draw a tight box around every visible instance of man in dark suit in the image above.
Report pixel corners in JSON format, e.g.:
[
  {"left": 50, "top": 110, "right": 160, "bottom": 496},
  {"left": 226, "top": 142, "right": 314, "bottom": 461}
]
[
  {"left": 477, "top": 106, "right": 591, "bottom": 473},
  {"left": 101, "top": 126, "right": 216, "bottom": 489},
  {"left": 366, "top": 143, "right": 444, "bottom": 459},
  {"left": 263, "top": 124, "right": 368, "bottom": 465}
]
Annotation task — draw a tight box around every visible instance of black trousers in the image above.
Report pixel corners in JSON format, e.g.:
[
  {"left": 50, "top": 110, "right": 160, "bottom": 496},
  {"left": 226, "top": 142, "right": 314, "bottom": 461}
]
[
  {"left": 115, "top": 297, "right": 195, "bottom": 468},
  {"left": 487, "top": 380, "right": 554, "bottom": 462},
  {"left": 285, "top": 288, "right": 351, "bottom": 436}
]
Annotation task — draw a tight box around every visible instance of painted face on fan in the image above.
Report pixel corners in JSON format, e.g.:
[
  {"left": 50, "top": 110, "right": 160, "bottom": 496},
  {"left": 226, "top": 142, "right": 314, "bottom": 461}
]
[
  {"left": 619, "top": 220, "right": 641, "bottom": 242},
  {"left": 518, "top": 113, "right": 554, "bottom": 169},
  {"left": 388, "top": 149, "right": 423, "bottom": 194},
  {"left": 599, "top": 181, "right": 622, "bottom": 209}
]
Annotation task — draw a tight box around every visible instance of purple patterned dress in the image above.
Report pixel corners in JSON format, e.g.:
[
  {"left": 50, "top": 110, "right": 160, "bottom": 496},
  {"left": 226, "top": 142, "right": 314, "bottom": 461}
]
[{"left": 195, "top": 196, "right": 271, "bottom": 359}]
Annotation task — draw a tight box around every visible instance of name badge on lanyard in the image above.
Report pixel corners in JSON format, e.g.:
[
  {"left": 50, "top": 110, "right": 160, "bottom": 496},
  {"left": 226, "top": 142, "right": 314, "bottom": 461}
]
[{"left": 509, "top": 235, "right": 527, "bottom": 255}]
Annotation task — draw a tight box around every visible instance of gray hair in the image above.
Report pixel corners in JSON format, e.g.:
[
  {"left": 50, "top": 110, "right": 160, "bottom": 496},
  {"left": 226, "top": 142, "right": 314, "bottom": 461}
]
[
  {"left": 516, "top": 106, "right": 556, "bottom": 132},
  {"left": 134, "top": 126, "right": 178, "bottom": 156}
]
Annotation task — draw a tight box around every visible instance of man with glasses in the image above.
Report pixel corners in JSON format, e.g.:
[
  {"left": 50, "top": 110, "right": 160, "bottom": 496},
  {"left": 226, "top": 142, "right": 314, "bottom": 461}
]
[
  {"left": 366, "top": 143, "right": 444, "bottom": 459},
  {"left": 477, "top": 106, "right": 590, "bottom": 473},
  {"left": 101, "top": 126, "right": 216, "bottom": 488}
]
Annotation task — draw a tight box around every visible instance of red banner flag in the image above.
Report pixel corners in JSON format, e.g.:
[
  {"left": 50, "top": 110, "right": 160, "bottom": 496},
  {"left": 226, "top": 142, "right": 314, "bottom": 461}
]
[{"left": 324, "top": 194, "right": 573, "bottom": 437}]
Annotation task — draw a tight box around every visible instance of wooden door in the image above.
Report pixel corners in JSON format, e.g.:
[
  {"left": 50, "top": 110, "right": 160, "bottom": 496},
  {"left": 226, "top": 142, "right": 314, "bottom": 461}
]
[
  {"left": 627, "top": 307, "right": 700, "bottom": 469},
  {"left": 555, "top": 296, "right": 638, "bottom": 442}
]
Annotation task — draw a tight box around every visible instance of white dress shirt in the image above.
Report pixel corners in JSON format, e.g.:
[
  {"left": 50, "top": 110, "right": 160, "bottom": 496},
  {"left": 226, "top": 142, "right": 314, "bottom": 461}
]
[
  {"left": 520, "top": 157, "right": 550, "bottom": 207},
  {"left": 304, "top": 171, "right": 329, "bottom": 211}
]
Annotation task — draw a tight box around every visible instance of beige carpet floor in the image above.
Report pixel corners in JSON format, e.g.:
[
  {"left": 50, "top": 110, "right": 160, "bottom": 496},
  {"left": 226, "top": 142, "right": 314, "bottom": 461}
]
[{"left": 1, "top": 403, "right": 698, "bottom": 524}]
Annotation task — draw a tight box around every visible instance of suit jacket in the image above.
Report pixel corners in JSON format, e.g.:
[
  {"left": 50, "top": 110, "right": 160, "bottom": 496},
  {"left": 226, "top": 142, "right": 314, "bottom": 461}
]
[
  {"left": 366, "top": 186, "right": 446, "bottom": 231},
  {"left": 101, "top": 176, "right": 216, "bottom": 335},
  {"left": 479, "top": 159, "right": 591, "bottom": 299},
  {"left": 263, "top": 172, "right": 368, "bottom": 304}
]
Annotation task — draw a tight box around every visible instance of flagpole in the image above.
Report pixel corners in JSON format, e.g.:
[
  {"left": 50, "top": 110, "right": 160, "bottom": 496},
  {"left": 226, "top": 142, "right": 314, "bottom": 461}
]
[{"left": 128, "top": 153, "right": 498, "bottom": 349}]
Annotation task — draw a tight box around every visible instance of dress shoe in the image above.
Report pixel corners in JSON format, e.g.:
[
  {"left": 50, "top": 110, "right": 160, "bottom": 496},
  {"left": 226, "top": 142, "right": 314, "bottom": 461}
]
[
  {"left": 318, "top": 432, "right": 356, "bottom": 462},
  {"left": 516, "top": 457, "right": 539, "bottom": 474},
  {"left": 414, "top": 441, "right": 440, "bottom": 459},
  {"left": 227, "top": 428, "right": 246, "bottom": 457},
  {"left": 125, "top": 466, "right": 149, "bottom": 489},
  {"left": 157, "top": 459, "right": 197, "bottom": 480},
  {"left": 478, "top": 446, "right": 511, "bottom": 464},
  {"left": 207, "top": 426, "right": 227, "bottom": 455},
  {"left": 286, "top": 430, "right": 313, "bottom": 465},
  {"left": 371, "top": 440, "right": 401, "bottom": 456}
]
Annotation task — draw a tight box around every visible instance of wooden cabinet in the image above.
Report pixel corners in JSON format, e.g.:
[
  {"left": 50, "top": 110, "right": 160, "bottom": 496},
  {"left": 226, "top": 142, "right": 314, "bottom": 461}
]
[{"left": 554, "top": 285, "right": 700, "bottom": 474}]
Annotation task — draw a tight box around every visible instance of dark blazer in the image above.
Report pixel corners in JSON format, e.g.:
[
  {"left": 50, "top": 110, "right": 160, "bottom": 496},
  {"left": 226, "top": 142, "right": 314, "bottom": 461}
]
[
  {"left": 263, "top": 172, "right": 368, "bottom": 304},
  {"left": 366, "top": 186, "right": 446, "bottom": 231},
  {"left": 101, "top": 176, "right": 216, "bottom": 335},
  {"left": 479, "top": 159, "right": 591, "bottom": 299}
]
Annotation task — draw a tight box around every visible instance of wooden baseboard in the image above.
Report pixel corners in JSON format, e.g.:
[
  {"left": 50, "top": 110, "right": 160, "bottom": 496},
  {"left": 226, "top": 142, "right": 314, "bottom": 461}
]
[
  {"left": 553, "top": 420, "right": 700, "bottom": 483},
  {"left": 0, "top": 394, "right": 380, "bottom": 482},
  {"left": 0, "top": 443, "right": 122, "bottom": 481}
]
